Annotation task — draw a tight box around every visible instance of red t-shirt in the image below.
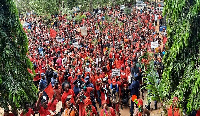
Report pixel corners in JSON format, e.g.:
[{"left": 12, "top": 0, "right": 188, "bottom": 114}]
[
  {"left": 48, "top": 99, "right": 58, "bottom": 112},
  {"left": 168, "top": 106, "right": 180, "bottom": 116},
  {"left": 85, "top": 87, "right": 93, "bottom": 97},
  {"left": 100, "top": 107, "right": 116, "bottom": 116},
  {"left": 4, "top": 113, "right": 14, "bottom": 116},
  {"left": 39, "top": 106, "right": 51, "bottom": 116},
  {"left": 82, "top": 106, "right": 97, "bottom": 116},
  {"left": 61, "top": 89, "right": 75, "bottom": 104},
  {"left": 20, "top": 108, "right": 34, "bottom": 116},
  {"left": 196, "top": 109, "right": 200, "bottom": 116}
]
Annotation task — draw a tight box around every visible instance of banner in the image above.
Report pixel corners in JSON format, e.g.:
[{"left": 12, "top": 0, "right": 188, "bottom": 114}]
[
  {"left": 112, "top": 69, "right": 120, "bottom": 76},
  {"left": 80, "top": 26, "right": 87, "bottom": 36}
]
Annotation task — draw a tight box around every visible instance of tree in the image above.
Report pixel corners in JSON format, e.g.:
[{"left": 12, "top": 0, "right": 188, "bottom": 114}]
[
  {"left": 0, "top": 0, "right": 38, "bottom": 115},
  {"left": 161, "top": 0, "right": 200, "bottom": 114}
]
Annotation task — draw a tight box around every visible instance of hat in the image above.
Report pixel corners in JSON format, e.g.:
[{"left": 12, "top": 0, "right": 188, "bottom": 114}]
[
  {"left": 85, "top": 76, "right": 90, "bottom": 82},
  {"left": 102, "top": 100, "right": 107, "bottom": 105},
  {"left": 41, "top": 73, "right": 45, "bottom": 77},
  {"left": 84, "top": 97, "right": 92, "bottom": 106},
  {"left": 53, "top": 72, "right": 58, "bottom": 77}
]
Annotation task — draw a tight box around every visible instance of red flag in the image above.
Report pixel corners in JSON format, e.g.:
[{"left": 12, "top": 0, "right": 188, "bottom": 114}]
[
  {"left": 44, "top": 83, "right": 54, "bottom": 99},
  {"left": 50, "top": 29, "right": 57, "bottom": 39}
]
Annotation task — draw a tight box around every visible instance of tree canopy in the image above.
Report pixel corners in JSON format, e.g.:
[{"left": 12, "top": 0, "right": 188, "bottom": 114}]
[
  {"left": 142, "top": 0, "right": 200, "bottom": 114},
  {"left": 14, "top": 0, "right": 136, "bottom": 15},
  {"left": 0, "top": 0, "right": 38, "bottom": 114},
  {"left": 161, "top": 0, "right": 199, "bottom": 114}
]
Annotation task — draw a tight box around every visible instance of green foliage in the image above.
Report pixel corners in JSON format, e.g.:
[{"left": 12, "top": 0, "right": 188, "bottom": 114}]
[
  {"left": 161, "top": 0, "right": 200, "bottom": 114},
  {"left": 14, "top": 0, "right": 133, "bottom": 15},
  {"left": 0, "top": 0, "right": 38, "bottom": 112},
  {"left": 74, "top": 13, "right": 86, "bottom": 23}
]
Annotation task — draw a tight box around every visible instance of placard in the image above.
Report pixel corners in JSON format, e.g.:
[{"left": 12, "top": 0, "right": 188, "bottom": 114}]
[
  {"left": 151, "top": 41, "right": 159, "bottom": 48},
  {"left": 80, "top": 26, "right": 87, "bottom": 36},
  {"left": 112, "top": 69, "right": 120, "bottom": 76}
]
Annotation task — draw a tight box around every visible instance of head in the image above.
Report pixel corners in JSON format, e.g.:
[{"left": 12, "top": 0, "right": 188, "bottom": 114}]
[
  {"left": 41, "top": 96, "right": 48, "bottom": 109},
  {"left": 41, "top": 73, "right": 45, "bottom": 79},
  {"left": 132, "top": 62, "right": 136, "bottom": 68},
  {"left": 65, "top": 98, "right": 72, "bottom": 108},
  {"left": 172, "top": 97, "right": 179, "bottom": 108},
  {"left": 4, "top": 109, "right": 9, "bottom": 116},
  {"left": 102, "top": 100, "right": 107, "bottom": 109},
  {"left": 64, "top": 83, "right": 70, "bottom": 92}
]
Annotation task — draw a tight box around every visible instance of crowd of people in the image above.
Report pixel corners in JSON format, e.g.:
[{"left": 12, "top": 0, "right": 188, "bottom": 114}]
[{"left": 5, "top": 4, "right": 169, "bottom": 116}]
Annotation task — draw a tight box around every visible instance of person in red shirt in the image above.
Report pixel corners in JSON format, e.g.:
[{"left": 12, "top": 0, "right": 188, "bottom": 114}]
[
  {"left": 168, "top": 97, "right": 181, "bottom": 116},
  {"left": 54, "top": 81, "right": 62, "bottom": 101},
  {"left": 20, "top": 104, "right": 34, "bottom": 116},
  {"left": 47, "top": 94, "right": 58, "bottom": 113},
  {"left": 61, "top": 83, "right": 75, "bottom": 108},
  {"left": 3, "top": 109, "right": 14, "bottom": 116},
  {"left": 196, "top": 108, "right": 200, "bottom": 116},
  {"left": 95, "top": 69, "right": 103, "bottom": 107},
  {"left": 100, "top": 100, "right": 116, "bottom": 116},
  {"left": 35, "top": 92, "right": 51, "bottom": 116},
  {"left": 83, "top": 86, "right": 94, "bottom": 97},
  {"left": 82, "top": 97, "right": 98, "bottom": 116}
]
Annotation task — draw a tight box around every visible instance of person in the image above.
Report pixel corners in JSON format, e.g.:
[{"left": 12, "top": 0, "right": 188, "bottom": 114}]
[
  {"left": 51, "top": 72, "right": 58, "bottom": 87},
  {"left": 54, "top": 81, "right": 62, "bottom": 101},
  {"left": 82, "top": 97, "right": 98, "bottom": 116},
  {"left": 20, "top": 103, "right": 34, "bottom": 116},
  {"left": 3, "top": 109, "right": 14, "bottom": 116},
  {"left": 100, "top": 100, "right": 116, "bottom": 116},
  {"left": 95, "top": 69, "right": 103, "bottom": 108},
  {"left": 39, "top": 73, "right": 48, "bottom": 91},
  {"left": 35, "top": 92, "right": 51, "bottom": 116},
  {"left": 168, "top": 97, "right": 181, "bottom": 116},
  {"left": 47, "top": 94, "right": 58, "bottom": 114},
  {"left": 61, "top": 83, "right": 75, "bottom": 108},
  {"left": 129, "top": 77, "right": 140, "bottom": 116},
  {"left": 121, "top": 84, "right": 129, "bottom": 108},
  {"left": 133, "top": 99, "right": 150, "bottom": 116},
  {"left": 45, "top": 65, "right": 53, "bottom": 84},
  {"left": 62, "top": 98, "right": 77, "bottom": 116},
  {"left": 76, "top": 89, "right": 86, "bottom": 116},
  {"left": 85, "top": 75, "right": 94, "bottom": 88},
  {"left": 131, "top": 62, "right": 140, "bottom": 81}
]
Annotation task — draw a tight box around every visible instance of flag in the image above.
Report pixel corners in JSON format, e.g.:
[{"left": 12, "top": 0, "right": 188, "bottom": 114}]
[{"left": 44, "top": 83, "right": 54, "bottom": 99}]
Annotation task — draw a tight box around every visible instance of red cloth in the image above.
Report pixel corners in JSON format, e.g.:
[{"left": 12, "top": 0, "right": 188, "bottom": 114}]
[
  {"left": 82, "top": 106, "right": 97, "bottom": 116},
  {"left": 61, "top": 89, "right": 75, "bottom": 104},
  {"left": 168, "top": 106, "right": 180, "bottom": 116},
  {"left": 196, "top": 109, "right": 200, "bottom": 116},
  {"left": 84, "top": 97, "right": 92, "bottom": 106},
  {"left": 47, "top": 99, "right": 58, "bottom": 112},
  {"left": 44, "top": 83, "right": 54, "bottom": 100},
  {"left": 54, "top": 87, "right": 62, "bottom": 101},
  {"left": 85, "top": 87, "right": 93, "bottom": 97},
  {"left": 39, "top": 106, "right": 51, "bottom": 116},
  {"left": 33, "top": 68, "right": 40, "bottom": 81},
  {"left": 4, "top": 113, "right": 14, "bottom": 116},
  {"left": 100, "top": 107, "right": 116, "bottom": 116},
  {"left": 20, "top": 108, "right": 34, "bottom": 116}
]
